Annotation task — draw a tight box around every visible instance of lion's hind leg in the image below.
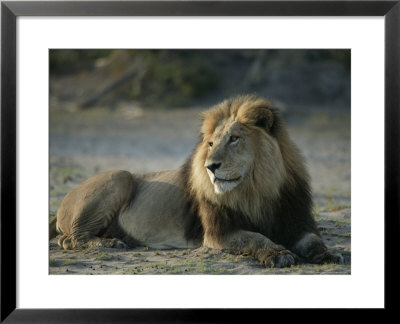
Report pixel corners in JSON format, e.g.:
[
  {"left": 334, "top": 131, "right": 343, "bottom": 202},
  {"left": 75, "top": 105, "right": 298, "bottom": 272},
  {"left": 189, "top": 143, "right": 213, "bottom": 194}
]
[{"left": 55, "top": 170, "right": 135, "bottom": 250}]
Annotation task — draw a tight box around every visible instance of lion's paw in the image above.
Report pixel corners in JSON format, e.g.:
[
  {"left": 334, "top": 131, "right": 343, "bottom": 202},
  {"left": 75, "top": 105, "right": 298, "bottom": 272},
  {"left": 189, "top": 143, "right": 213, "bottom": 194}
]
[
  {"left": 261, "top": 249, "right": 298, "bottom": 268},
  {"left": 85, "top": 238, "right": 128, "bottom": 249},
  {"left": 311, "top": 251, "right": 344, "bottom": 264},
  {"left": 104, "top": 238, "right": 128, "bottom": 249}
]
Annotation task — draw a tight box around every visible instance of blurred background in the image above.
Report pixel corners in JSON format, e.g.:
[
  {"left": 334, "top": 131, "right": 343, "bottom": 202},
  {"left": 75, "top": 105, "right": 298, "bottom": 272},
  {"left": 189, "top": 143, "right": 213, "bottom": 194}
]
[
  {"left": 50, "top": 49, "right": 351, "bottom": 218},
  {"left": 50, "top": 49, "right": 350, "bottom": 109}
]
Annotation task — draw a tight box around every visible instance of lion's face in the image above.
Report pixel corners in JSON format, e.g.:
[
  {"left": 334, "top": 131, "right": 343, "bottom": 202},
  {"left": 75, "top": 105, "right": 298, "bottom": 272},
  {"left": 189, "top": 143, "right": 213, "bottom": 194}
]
[
  {"left": 204, "top": 118, "right": 255, "bottom": 194},
  {"left": 190, "top": 95, "right": 288, "bottom": 207}
]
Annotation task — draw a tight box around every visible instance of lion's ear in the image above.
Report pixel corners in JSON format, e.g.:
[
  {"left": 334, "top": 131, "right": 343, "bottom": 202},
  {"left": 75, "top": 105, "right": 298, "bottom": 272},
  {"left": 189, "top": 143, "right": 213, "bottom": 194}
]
[
  {"left": 254, "top": 108, "right": 274, "bottom": 130},
  {"left": 239, "top": 107, "right": 274, "bottom": 132}
]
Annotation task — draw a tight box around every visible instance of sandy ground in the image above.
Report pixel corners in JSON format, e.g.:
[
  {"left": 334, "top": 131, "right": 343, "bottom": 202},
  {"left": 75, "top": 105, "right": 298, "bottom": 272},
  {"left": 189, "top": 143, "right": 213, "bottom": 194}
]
[{"left": 49, "top": 104, "right": 351, "bottom": 275}]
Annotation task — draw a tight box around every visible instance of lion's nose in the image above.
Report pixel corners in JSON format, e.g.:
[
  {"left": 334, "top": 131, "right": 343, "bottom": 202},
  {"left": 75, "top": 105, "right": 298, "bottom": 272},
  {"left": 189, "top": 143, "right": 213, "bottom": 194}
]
[{"left": 206, "top": 162, "right": 221, "bottom": 174}]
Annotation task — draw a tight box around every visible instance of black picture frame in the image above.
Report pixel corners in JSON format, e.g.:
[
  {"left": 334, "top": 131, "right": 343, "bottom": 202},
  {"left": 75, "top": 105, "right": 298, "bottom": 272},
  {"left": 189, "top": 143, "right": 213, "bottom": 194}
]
[{"left": 1, "top": 0, "right": 399, "bottom": 322}]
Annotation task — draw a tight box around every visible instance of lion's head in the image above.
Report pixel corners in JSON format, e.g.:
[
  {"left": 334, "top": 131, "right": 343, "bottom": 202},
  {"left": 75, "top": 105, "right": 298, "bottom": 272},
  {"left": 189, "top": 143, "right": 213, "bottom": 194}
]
[{"left": 189, "top": 95, "right": 300, "bottom": 215}]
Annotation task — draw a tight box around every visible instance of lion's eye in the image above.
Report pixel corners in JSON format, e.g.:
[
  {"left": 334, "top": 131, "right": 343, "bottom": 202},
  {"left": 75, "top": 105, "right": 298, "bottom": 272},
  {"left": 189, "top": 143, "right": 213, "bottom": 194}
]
[
  {"left": 230, "top": 136, "right": 239, "bottom": 143},
  {"left": 208, "top": 141, "right": 213, "bottom": 147}
]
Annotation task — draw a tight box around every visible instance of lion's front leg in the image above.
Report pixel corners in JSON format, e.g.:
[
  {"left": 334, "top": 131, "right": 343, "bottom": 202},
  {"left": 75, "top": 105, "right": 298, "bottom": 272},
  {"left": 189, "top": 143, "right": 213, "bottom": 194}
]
[
  {"left": 204, "top": 230, "right": 298, "bottom": 268},
  {"left": 292, "top": 233, "right": 344, "bottom": 264}
]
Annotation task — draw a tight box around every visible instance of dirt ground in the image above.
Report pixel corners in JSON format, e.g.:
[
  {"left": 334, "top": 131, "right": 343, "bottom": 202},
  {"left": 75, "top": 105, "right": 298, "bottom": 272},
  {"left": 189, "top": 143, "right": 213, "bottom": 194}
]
[{"left": 49, "top": 104, "right": 351, "bottom": 275}]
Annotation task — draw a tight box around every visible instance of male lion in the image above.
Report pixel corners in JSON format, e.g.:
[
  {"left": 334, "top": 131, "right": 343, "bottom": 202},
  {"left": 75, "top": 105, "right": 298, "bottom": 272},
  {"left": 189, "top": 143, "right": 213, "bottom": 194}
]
[{"left": 50, "top": 95, "right": 343, "bottom": 268}]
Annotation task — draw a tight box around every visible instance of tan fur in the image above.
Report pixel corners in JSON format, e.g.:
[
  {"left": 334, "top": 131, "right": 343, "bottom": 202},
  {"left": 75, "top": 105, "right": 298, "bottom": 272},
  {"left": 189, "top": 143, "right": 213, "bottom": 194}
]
[
  {"left": 51, "top": 95, "right": 342, "bottom": 267},
  {"left": 191, "top": 96, "right": 294, "bottom": 222},
  {"left": 55, "top": 170, "right": 135, "bottom": 249},
  {"left": 186, "top": 95, "right": 341, "bottom": 266}
]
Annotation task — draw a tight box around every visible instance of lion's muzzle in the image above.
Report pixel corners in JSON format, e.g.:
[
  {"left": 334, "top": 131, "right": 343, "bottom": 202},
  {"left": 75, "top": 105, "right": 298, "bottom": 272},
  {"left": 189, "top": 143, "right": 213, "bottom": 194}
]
[{"left": 205, "top": 162, "right": 221, "bottom": 174}]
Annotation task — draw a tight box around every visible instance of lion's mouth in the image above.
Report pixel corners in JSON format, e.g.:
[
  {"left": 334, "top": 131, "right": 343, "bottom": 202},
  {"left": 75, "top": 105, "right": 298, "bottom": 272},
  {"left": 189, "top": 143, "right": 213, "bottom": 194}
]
[{"left": 214, "top": 176, "right": 241, "bottom": 183}]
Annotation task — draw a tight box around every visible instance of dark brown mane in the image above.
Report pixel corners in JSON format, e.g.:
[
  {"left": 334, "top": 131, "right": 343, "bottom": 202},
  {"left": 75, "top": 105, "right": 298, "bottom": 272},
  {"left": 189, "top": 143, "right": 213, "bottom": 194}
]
[{"left": 182, "top": 95, "right": 318, "bottom": 250}]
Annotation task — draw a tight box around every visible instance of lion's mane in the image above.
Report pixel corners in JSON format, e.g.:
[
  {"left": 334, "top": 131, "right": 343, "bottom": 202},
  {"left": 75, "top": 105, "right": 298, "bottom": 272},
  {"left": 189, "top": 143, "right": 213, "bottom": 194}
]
[{"left": 182, "top": 95, "right": 318, "bottom": 248}]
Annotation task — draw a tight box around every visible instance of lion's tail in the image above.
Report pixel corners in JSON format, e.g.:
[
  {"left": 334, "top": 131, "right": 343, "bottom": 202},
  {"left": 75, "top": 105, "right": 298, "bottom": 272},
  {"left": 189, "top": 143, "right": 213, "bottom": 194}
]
[{"left": 49, "top": 216, "right": 58, "bottom": 239}]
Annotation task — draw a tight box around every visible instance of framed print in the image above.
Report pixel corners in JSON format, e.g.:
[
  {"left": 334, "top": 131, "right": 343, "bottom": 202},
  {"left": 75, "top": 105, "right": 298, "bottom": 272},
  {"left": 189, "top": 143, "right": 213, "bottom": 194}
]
[{"left": 1, "top": 0, "right": 399, "bottom": 322}]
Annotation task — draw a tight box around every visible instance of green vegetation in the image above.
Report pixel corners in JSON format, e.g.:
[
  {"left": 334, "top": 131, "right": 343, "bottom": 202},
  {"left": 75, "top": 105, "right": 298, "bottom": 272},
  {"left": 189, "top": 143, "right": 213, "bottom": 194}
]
[
  {"left": 121, "top": 257, "right": 232, "bottom": 275},
  {"left": 49, "top": 258, "right": 58, "bottom": 267},
  {"left": 131, "top": 50, "right": 219, "bottom": 106},
  {"left": 96, "top": 252, "right": 113, "bottom": 261},
  {"left": 62, "top": 259, "right": 79, "bottom": 266},
  {"left": 50, "top": 166, "right": 84, "bottom": 179},
  {"left": 261, "top": 263, "right": 350, "bottom": 275},
  {"left": 49, "top": 257, "right": 80, "bottom": 267},
  {"left": 50, "top": 50, "right": 112, "bottom": 75},
  {"left": 326, "top": 204, "right": 351, "bottom": 212},
  {"left": 336, "top": 232, "right": 351, "bottom": 238},
  {"left": 50, "top": 49, "right": 350, "bottom": 108}
]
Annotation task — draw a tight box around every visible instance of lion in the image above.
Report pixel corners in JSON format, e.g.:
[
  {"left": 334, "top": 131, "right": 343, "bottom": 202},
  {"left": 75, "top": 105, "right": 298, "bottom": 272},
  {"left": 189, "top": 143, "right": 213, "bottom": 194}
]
[{"left": 50, "top": 95, "right": 343, "bottom": 268}]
